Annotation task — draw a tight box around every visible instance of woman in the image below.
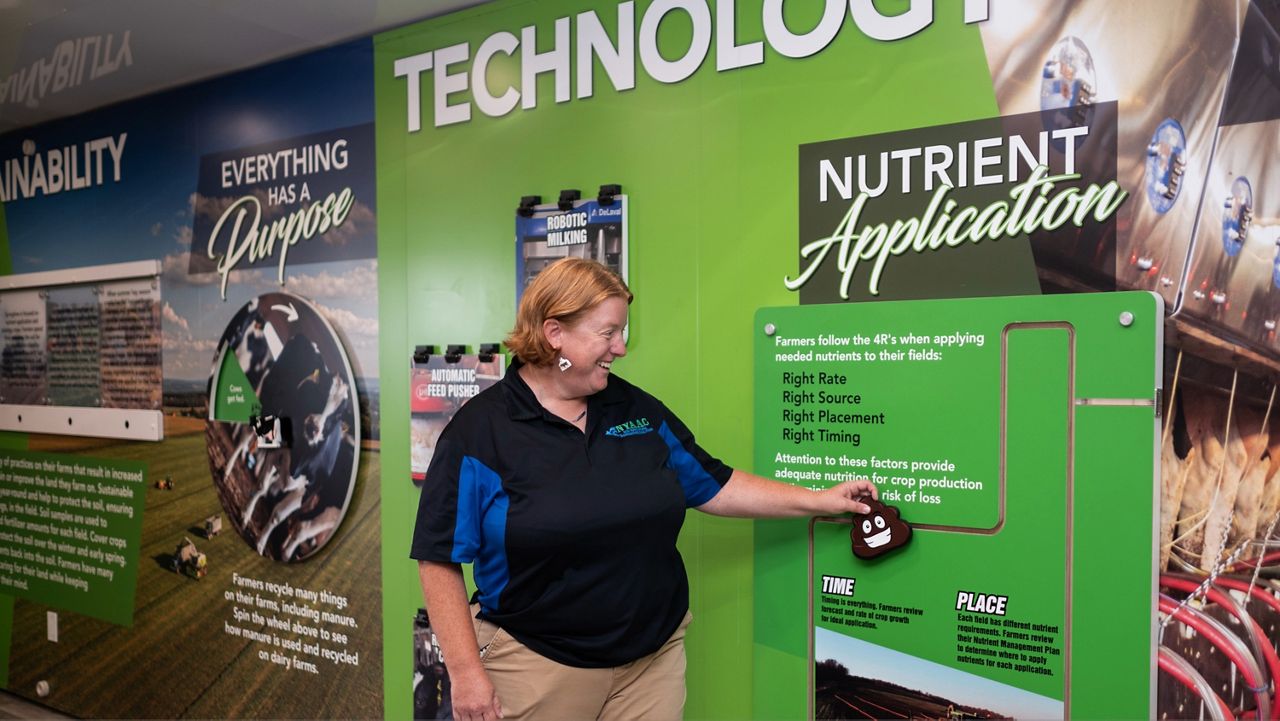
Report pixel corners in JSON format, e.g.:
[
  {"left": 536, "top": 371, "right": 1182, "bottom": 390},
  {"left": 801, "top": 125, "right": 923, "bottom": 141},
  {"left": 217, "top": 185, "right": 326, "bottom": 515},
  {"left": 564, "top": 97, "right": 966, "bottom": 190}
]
[{"left": 412, "top": 258, "right": 877, "bottom": 721}]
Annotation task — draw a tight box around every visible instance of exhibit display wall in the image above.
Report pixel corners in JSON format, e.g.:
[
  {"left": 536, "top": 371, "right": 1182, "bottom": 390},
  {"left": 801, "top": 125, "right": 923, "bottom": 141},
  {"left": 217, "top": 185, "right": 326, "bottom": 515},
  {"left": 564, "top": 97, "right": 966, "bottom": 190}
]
[
  {"left": 377, "top": 1, "right": 1274, "bottom": 719},
  {"left": 0, "top": 39, "right": 384, "bottom": 718},
  {"left": 0, "top": 0, "right": 1276, "bottom": 718},
  {"left": 375, "top": 3, "right": 1001, "bottom": 719}
]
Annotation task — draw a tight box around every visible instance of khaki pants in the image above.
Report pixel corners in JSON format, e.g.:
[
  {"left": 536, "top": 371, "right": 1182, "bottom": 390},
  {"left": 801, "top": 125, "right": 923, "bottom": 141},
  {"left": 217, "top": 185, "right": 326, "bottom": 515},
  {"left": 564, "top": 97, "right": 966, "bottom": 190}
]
[{"left": 472, "top": 611, "right": 691, "bottom": 720}]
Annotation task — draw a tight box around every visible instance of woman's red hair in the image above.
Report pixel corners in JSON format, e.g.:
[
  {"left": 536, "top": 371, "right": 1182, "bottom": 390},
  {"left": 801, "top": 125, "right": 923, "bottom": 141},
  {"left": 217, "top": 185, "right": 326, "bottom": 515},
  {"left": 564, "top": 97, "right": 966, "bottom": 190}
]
[{"left": 505, "top": 258, "right": 632, "bottom": 366}]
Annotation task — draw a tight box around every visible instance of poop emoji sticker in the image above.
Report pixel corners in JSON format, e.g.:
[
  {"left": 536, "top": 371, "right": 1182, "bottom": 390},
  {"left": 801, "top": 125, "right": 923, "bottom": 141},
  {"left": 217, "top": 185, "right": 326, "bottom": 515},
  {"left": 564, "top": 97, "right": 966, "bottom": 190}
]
[{"left": 850, "top": 499, "right": 913, "bottom": 560}]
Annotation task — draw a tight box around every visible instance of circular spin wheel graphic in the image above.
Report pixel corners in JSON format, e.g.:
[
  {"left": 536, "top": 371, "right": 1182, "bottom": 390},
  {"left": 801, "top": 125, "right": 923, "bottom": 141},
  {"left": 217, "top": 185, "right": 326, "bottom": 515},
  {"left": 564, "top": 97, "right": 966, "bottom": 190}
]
[{"left": 206, "top": 291, "right": 360, "bottom": 562}]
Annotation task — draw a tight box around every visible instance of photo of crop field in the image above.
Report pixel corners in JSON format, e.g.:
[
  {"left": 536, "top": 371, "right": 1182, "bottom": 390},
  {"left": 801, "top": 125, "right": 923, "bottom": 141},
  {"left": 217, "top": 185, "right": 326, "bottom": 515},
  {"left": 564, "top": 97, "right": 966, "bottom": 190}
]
[
  {"left": 815, "top": 628, "right": 1061, "bottom": 720},
  {"left": 4, "top": 416, "right": 383, "bottom": 719}
]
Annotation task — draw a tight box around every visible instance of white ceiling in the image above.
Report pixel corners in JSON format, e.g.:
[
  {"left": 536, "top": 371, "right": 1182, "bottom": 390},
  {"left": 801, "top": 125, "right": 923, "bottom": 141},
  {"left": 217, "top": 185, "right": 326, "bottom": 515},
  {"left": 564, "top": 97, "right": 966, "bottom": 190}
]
[{"left": 0, "top": 0, "right": 491, "bottom": 134}]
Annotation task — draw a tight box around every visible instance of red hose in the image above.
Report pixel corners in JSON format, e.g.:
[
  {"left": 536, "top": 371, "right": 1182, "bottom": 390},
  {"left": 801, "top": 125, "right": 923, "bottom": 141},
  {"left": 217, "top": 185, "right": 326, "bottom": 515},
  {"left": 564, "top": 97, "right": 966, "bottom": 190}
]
[
  {"left": 1215, "top": 577, "right": 1280, "bottom": 618},
  {"left": 1159, "top": 646, "right": 1235, "bottom": 721},
  {"left": 1230, "top": 552, "right": 1280, "bottom": 573},
  {"left": 1162, "top": 575, "right": 1280, "bottom": 718},
  {"left": 1159, "top": 594, "right": 1268, "bottom": 719}
]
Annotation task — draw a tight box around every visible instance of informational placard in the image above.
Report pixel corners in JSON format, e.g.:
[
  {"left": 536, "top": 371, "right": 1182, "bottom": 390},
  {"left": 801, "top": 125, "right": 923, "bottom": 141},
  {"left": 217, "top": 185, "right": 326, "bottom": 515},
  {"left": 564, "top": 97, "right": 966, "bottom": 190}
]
[
  {"left": 0, "top": 449, "right": 146, "bottom": 626},
  {"left": 0, "top": 260, "right": 163, "bottom": 440},
  {"left": 97, "top": 277, "right": 164, "bottom": 409},
  {"left": 515, "top": 196, "right": 627, "bottom": 306},
  {"left": 46, "top": 284, "right": 102, "bottom": 408},
  {"left": 410, "top": 353, "right": 504, "bottom": 486},
  {"left": 0, "top": 289, "right": 47, "bottom": 406},
  {"left": 754, "top": 292, "right": 1161, "bottom": 719}
]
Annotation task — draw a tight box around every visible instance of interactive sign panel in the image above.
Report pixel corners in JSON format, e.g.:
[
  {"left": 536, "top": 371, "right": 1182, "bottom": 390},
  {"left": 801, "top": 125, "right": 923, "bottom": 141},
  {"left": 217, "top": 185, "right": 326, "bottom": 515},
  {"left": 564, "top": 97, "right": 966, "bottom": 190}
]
[{"left": 754, "top": 292, "right": 1161, "bottom": 719}]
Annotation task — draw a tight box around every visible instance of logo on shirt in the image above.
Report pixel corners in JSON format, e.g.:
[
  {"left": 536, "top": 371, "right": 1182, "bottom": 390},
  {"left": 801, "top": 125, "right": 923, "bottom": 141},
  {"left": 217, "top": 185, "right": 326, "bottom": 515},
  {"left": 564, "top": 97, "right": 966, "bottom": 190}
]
[{"left": 605, "top": 417, "right": 652, "bottom": 438}]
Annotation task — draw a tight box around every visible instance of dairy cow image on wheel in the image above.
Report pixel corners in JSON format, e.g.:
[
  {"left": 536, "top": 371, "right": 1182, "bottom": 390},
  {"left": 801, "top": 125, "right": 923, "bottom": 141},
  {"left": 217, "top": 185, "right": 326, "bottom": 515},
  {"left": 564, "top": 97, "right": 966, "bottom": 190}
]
[{"left": 205, "top": 291, "right": 360, "bottom": 562}]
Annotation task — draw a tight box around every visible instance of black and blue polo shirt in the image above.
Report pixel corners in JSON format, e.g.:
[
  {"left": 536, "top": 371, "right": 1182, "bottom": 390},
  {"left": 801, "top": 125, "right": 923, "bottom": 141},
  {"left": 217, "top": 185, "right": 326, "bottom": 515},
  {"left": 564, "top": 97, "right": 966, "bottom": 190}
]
[{"left": 410, "top": 358, "right": 733, "bottom": 668}]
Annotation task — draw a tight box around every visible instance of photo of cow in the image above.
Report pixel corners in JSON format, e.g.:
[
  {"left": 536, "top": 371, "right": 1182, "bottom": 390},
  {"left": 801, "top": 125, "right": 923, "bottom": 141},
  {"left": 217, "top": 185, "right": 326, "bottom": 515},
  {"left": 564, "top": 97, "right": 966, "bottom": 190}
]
[{"left": 205, "top": 291, "right": 360, "bottom": 562}]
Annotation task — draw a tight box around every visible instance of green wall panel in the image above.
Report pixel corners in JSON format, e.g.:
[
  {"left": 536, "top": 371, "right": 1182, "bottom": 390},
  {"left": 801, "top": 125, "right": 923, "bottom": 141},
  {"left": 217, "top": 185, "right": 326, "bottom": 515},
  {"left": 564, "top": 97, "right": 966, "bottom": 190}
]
[{"left": 376, "top": 3, "right": 998, "bottom": 718}]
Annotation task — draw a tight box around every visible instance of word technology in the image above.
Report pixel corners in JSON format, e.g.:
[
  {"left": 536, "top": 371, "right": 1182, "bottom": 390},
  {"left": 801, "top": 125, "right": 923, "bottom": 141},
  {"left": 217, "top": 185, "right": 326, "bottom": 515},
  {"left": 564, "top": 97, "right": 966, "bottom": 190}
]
[{"left": 394, "top": 0, "right": 989, "bottom": 129}]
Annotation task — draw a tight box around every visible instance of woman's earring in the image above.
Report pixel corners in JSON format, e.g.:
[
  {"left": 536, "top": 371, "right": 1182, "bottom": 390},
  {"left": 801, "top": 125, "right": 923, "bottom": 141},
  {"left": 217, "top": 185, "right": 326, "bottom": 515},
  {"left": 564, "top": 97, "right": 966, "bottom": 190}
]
[{"left": 558, "top": 356, "right": 573, "bottom": 372}]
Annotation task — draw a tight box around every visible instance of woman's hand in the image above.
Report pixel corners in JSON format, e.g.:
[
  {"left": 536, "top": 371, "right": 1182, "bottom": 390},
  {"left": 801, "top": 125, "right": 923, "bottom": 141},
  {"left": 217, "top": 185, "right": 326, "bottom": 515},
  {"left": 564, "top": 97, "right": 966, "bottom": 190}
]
[
  {"left": 451, "top": 665, "right": 504, "bottom": 721},
  {"left": 811, "top": 479, "right": 879, "bottom": 516}
]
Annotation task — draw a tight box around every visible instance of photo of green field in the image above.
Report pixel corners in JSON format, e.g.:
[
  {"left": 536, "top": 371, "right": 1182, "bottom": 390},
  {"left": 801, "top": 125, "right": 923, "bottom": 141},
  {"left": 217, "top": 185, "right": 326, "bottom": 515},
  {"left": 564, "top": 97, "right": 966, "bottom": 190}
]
[{"left": 4, "top": 418, "right": 383, "bottom": 719}]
